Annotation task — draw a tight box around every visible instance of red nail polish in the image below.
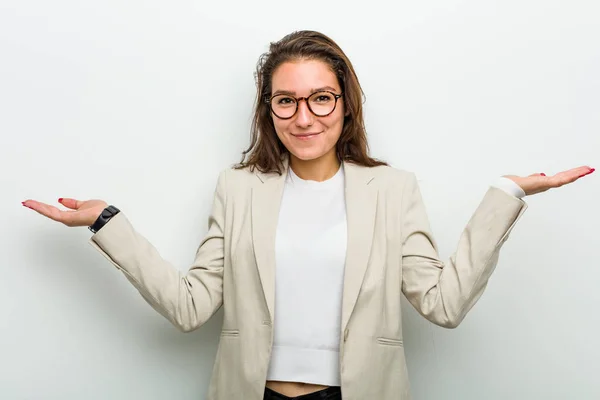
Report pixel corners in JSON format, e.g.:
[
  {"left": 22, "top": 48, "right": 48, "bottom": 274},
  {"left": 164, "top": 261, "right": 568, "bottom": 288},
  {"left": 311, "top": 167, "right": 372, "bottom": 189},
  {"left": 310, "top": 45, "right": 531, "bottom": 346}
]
[
  {"left": 590, "top": 168, "right": 595, "bottom": 174},
  {"left": 540, "top": 173, "right": 546, "bottom": 176},
  {"left": 58, "top": 198, "right": 63, "bottom": 202}
]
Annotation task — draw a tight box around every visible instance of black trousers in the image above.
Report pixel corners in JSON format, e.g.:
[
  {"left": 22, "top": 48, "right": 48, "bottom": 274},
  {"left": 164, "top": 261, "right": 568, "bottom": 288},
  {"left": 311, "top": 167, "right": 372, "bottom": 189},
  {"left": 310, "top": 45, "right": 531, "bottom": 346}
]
[{"left": 263, "top": 386, "right": 342, "bottom": 400}]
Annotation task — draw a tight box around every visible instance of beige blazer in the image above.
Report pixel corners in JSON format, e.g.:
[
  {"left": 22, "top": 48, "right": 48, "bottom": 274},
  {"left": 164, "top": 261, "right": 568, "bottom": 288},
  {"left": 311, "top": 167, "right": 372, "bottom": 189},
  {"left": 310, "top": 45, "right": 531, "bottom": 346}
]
[{"left": 89, "top": 158, "right": 527, "bottom": 400}]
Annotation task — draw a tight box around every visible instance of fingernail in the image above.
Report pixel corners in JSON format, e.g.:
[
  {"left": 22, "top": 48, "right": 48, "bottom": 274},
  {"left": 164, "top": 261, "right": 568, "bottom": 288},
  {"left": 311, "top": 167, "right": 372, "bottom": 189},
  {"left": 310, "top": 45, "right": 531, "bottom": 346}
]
[
  {"left": 540, "top": 173, "right": 546, "bottom": 176},
  {"left": 582, "top": 168, "right": 595, "bottom": 177},
  {"left": 58, "top": 198, "right": 63, "bottom": 202}
]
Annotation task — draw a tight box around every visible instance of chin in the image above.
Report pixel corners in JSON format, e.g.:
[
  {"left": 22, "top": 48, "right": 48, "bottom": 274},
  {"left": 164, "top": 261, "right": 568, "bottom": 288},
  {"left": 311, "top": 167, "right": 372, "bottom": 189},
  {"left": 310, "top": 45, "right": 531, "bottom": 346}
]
[{"left": 288, "top": 146, "right": 330, "bottom": 162}]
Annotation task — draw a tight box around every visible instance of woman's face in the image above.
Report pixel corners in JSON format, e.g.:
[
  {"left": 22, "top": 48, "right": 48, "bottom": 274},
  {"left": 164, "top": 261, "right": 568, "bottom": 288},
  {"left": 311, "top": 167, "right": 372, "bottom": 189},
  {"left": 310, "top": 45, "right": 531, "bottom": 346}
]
[{"left": 270, "top": 60, "right": 345, "bottom": 163}]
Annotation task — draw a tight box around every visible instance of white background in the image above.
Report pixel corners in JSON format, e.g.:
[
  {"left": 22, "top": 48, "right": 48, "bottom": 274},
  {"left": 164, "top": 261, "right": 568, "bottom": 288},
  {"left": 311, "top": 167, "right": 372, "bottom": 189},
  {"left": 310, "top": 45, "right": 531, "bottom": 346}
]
[{"left": 1, "top": 0, "right": 599, "bottom": 399}]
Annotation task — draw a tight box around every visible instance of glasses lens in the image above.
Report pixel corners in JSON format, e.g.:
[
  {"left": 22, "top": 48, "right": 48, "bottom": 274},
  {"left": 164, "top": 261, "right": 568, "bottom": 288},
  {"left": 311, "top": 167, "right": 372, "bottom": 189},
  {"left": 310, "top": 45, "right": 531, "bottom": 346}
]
[
  {"left": 271, "top": 95, "right": 297, "bottom": 119},
  {"left": 308, "top": 91, "right": 336, "bottom": 116}
]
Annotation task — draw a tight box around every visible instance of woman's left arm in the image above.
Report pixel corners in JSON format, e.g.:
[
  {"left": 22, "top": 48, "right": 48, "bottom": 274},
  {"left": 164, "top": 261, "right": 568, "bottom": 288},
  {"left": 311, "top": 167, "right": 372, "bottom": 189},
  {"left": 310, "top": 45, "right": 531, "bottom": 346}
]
[{"left": 400, "top": 166, "right": 594, "bottom": 328}]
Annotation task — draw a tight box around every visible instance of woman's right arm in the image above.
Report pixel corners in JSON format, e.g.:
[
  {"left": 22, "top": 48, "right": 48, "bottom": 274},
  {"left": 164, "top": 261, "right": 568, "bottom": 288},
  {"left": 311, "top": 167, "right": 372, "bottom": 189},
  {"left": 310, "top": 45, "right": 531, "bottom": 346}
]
[{"left": 23, "top": 170, "right": 228, "bottom": 333}]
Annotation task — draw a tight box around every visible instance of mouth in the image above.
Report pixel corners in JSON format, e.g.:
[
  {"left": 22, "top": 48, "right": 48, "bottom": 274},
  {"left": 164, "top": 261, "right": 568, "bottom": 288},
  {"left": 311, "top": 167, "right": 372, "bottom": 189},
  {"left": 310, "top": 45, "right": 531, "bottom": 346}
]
[{"left": 291, "top": 132, "right": 322, "bottom": 140}]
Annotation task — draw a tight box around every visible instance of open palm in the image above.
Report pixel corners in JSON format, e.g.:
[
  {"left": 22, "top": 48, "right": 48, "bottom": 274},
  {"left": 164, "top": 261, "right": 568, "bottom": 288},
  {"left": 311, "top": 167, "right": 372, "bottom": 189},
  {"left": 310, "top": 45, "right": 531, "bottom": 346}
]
[
  {"left": 505, "top": 166, "right": 594, "bottom": 196},
  {"left": 22, "top": 198, "right": 107, "bottom": 227}
]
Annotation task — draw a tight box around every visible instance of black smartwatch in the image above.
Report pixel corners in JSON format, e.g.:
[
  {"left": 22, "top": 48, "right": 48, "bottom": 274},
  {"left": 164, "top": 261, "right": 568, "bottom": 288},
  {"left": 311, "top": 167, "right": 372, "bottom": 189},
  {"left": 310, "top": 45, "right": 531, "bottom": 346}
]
[{"left": 89, "top": 205, "right": 120, "bottom": 233}]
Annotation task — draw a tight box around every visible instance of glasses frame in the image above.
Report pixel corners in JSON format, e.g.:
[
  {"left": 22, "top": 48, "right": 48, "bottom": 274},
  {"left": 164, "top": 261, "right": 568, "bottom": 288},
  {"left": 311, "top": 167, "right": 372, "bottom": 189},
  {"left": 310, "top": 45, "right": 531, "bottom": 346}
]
[{"left": 265, "top": 91, "right": 344, "bottom": 120}]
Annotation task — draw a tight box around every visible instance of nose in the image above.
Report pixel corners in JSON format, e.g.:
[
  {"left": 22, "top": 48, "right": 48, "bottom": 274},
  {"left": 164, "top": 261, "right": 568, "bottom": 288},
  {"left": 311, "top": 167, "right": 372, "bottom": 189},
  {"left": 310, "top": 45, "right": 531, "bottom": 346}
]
[{"left": 294, "top": 99, "right": 314, "bottom": 128}]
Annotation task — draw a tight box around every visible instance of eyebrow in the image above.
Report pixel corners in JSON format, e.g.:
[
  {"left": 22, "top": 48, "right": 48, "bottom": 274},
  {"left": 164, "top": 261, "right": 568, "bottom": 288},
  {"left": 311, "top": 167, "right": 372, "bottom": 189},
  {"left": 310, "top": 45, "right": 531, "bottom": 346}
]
[{"left": 272, "top": 86, "right": 339, "bottom": 96}]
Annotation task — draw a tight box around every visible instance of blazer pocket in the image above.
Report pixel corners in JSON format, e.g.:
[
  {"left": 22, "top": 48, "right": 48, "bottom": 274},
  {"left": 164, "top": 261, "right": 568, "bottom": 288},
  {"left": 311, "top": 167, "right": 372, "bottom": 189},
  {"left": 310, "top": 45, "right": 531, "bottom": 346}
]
[
  {"left": 376, "top": 337, "right": 403, "bottom": 347},
  {"left": 220, "top": 329, "right": 240, "bottom": 337}
]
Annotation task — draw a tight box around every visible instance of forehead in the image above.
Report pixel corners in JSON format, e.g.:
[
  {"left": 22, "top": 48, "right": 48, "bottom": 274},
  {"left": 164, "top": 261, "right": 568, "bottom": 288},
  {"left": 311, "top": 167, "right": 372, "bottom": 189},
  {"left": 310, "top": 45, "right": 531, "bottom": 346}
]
[{"left": 271, "top": 60, "right": 340, "bottom": 94}]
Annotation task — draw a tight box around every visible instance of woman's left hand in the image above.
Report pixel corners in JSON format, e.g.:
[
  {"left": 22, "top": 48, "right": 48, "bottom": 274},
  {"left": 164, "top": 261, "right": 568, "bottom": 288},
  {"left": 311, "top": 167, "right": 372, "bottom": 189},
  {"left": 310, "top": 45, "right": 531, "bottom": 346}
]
[{"left": 504, "top": 166, "right": 594, "bottom": 196}]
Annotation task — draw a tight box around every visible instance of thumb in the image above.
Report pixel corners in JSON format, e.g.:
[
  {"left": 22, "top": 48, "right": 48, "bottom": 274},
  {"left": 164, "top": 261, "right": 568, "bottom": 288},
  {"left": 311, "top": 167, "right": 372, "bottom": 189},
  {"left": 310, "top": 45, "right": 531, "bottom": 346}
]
[{"left": 58, "top": 198, "right": 83, "bottom": 210}]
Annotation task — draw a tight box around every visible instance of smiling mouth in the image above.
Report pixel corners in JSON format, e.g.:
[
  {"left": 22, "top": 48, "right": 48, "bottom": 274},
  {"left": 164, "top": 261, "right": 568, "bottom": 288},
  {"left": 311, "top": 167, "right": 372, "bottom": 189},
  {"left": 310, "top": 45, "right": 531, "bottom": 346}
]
[{"left": 291, "top": 132, "right": 321, "bottom": 139}]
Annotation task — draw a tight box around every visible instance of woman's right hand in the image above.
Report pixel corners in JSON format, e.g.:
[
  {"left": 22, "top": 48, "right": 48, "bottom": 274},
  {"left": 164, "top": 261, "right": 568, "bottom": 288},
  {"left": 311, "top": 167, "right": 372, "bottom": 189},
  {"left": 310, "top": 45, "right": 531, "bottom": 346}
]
[{"left": 22, "top": 198, "right": 108, "bottom": 227}]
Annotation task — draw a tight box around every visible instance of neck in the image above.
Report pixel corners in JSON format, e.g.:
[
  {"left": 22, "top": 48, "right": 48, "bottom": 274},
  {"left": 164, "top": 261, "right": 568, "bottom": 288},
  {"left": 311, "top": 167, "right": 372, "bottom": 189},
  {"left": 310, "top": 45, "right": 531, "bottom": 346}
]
[{"left": 289, "top": 151, "right": 340, "bottom": 182}]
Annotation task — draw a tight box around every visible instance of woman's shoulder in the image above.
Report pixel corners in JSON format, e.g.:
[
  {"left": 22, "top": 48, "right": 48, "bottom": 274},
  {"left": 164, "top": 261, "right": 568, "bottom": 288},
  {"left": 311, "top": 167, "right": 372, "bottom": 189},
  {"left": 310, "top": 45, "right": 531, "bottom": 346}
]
[
  {"left": 349, "top": 162, "right": 417, "bottom": 188},
  {"left": 213, "top": 165, "right": 256, "bottom": 188},
  {"left": 214, "top": 164, "right": 271, "bottom": 192},
  {"left": 371, "top": 163, "right": 414, "bottom": 178}
]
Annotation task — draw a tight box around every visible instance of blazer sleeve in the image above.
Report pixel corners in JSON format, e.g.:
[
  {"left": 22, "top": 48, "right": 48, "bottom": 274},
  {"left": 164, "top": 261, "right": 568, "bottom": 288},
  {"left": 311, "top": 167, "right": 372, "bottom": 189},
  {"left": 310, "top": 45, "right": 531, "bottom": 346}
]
[
  {"left": 87, "top": 169, "right": 228, "bottom": 332},
  {"left": 400, "top": 172, "right": 527, "bottom": 328}
]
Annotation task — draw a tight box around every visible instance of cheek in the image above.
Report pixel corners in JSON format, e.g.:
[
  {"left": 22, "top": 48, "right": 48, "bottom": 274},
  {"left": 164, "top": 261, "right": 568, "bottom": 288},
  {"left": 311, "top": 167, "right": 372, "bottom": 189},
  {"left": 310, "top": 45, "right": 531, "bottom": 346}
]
[
  {"left": 325, "top": 112, "right": 345, "bottom": 138},
  {"left": 272, "top": 118, "right": 289, "bottom": 141}
]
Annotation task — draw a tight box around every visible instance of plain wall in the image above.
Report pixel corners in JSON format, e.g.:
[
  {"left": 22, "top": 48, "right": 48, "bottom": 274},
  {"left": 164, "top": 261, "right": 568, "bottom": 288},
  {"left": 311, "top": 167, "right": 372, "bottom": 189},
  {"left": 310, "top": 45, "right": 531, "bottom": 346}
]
[{"left": 1, "top": 0, "right": 599, "bottom": 399}]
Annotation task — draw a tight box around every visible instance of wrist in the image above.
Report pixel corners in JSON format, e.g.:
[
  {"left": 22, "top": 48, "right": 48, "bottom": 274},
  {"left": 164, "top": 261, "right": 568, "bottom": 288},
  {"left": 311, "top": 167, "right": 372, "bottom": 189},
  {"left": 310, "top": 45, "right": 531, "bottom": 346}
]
[{"left": 89, "top": 205, "right": 120, "bottom": 233}]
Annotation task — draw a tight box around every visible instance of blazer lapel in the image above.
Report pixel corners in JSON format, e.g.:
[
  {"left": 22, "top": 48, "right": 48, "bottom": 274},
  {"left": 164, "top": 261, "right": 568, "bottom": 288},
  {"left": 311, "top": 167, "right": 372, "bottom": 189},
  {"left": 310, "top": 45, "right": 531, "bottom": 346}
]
[
  {"left": 340, "top": 161, "right": 378, "bottom": 333},
  {"left": 251, "top": 160, "right": 288, "bottom": 323}
]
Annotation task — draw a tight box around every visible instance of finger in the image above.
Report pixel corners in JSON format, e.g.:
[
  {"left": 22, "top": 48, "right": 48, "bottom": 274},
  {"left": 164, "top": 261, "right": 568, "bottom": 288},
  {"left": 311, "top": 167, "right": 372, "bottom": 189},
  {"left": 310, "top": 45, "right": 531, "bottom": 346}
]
[
  {"left": 563, "top": 165, "right": 594, "bottom": 177},
  {"left": 548, "top": 166, "right": 593, "bottom": 188},
  {"left": 23, "top": 200, "right": 64, "bottom": 222},
  {"left": 59, "top": 198, "right": 83, "bottom": 210},
  {"left": 557, "top": 166, "right": 593, "bottom": 180},
  {"left": 23, "top": 200, "right": 81, "bottom": 226},
  {"left": 580, "top": 167, "right": 595, "bottom": 177}
]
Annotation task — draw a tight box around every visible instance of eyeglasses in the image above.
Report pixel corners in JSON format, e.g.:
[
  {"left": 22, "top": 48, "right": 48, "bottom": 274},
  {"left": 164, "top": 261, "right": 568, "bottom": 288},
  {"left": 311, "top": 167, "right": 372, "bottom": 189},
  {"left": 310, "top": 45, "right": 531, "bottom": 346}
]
[{"left": 266, "top": 91, "right": 343, "bottom": 120}]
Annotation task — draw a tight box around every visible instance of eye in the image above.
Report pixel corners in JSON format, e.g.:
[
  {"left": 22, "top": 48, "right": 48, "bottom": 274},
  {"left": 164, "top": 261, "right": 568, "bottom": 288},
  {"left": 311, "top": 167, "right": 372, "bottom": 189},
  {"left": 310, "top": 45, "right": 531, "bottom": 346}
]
[
  {"left": 275, "top": 96, "right": 295, "bottom": 105},
  {"left": 312, "top": 93, "right": 334, "bottom": 103}
]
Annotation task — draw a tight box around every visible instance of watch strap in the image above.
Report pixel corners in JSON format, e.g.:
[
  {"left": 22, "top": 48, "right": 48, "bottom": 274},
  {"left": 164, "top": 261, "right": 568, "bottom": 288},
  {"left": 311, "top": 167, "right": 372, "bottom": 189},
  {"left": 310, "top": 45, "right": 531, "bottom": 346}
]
[{"left": 89, "top": 205, "right": 120, "bottom": 233}]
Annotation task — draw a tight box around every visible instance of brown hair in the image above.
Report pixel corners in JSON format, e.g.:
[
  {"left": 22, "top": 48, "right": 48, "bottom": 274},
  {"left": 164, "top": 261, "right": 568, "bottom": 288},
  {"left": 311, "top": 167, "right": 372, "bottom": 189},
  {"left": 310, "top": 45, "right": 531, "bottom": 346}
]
[{"left": 235, "top": 30, "right": 387, "bottom": 174}]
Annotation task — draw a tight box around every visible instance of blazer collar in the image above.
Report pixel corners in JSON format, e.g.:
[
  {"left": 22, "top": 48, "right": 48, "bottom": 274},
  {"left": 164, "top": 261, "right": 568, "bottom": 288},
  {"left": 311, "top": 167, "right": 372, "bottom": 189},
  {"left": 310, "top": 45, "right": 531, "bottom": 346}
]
[{"left": 251, "top": 156, "right": 378, "bottom": 333}]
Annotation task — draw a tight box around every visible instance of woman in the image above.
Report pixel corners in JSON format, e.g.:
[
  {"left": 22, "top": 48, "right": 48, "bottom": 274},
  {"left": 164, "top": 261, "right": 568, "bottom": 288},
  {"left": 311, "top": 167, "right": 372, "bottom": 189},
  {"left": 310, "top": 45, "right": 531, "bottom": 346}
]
[{"left": 22, "top": 31, "right": 593, "bottom": 400}]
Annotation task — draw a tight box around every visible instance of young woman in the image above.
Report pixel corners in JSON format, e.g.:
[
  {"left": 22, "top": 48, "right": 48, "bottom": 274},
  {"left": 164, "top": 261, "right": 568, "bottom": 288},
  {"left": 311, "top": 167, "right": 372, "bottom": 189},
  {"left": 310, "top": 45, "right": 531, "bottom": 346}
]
[{"left": 22, "top": 31, "right": 594, "bottom": 400}]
